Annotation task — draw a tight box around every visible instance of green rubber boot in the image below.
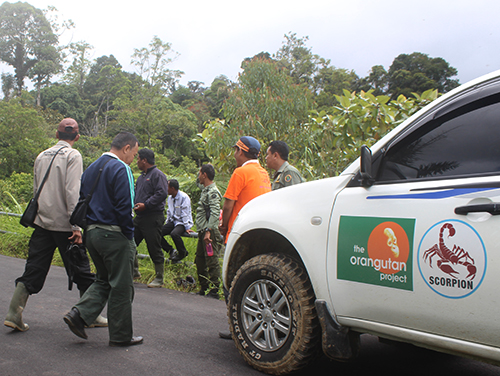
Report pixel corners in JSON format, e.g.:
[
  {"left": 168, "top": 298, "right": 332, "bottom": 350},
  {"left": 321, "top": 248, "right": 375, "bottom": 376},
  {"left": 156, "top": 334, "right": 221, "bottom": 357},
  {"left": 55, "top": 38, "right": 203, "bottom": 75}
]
[
  {"left": 4, "top": 282, "right": 30, "bottom": 332},
  {"left": 147, "top": 263, "right": 164, "bottom": 288}
]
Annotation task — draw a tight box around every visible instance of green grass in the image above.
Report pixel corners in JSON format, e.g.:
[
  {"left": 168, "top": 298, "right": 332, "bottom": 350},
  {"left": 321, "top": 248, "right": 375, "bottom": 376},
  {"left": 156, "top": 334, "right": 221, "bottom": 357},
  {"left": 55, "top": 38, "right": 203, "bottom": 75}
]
[
  {"left": 0, "top": 214, "right": 31, "bottom": 259},
  {"left": 0, "top": 214, "right": 223, "bottom": 299}
]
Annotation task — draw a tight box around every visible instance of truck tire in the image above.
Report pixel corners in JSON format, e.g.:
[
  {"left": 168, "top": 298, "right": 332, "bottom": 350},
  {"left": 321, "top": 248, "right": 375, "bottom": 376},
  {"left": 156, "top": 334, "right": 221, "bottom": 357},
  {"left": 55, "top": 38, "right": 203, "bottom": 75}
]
[{"left": 228, "top": 253, "right": 320, "bottom": 375}]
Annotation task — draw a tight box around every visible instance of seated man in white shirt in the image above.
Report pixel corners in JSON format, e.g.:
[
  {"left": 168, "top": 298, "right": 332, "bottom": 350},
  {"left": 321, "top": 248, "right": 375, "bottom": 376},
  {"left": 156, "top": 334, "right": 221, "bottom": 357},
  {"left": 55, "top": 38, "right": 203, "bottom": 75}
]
[{"left": 161, "top": 179, "right": 193, "bottom": 263}]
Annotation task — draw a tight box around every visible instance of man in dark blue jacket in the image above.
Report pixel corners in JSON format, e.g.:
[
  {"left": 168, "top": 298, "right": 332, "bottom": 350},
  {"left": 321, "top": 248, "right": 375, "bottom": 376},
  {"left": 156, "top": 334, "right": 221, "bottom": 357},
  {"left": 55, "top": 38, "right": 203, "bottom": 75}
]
[
  {"left": 63, "top": 132, "right": 143, "bottom": 347},
  {"left": 133, "top": 148, "right": 168, "bottom": 288}
]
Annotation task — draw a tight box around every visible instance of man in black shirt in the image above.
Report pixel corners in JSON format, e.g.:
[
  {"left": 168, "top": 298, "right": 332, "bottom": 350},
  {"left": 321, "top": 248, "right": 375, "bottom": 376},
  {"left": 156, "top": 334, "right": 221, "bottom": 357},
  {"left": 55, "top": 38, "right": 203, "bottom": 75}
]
[{"left": 133, "top": 149, "right": 169, "bottom": 288}]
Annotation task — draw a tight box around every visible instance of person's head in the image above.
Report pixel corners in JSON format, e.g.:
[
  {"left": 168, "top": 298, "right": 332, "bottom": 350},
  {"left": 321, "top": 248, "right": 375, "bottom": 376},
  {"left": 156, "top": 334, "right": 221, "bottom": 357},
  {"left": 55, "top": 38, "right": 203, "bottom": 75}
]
[
  {"left": 56, "top": 118, "right": 80, "bottom": 144},
  {"left": 110, "top": 132, "right": 139, "bottom": 165},
  {"left": 198, "top": 164, "right": 215, "bottom": 186},
  {"left": 233, "top": 136, "right": 261, "bottom": 167},
  {"left": 168, "top": 179, "right": 179, "bottom": 196},
  {"left": 266, "top": 140, "right": 289, "bottom": 171},
  {"left": 137, "top": 148, "right": 155, "bottom": 171}
]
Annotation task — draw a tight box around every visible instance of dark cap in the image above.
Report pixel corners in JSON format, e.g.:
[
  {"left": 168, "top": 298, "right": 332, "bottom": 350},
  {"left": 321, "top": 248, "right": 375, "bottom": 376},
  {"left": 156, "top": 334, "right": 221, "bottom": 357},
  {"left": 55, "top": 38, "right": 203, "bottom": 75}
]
[
  {"left": 234, "top": 136, "right": 261, "bottom": 153},
  {"left": 57, "top": 118, "right": 79, "bottom": 134}
]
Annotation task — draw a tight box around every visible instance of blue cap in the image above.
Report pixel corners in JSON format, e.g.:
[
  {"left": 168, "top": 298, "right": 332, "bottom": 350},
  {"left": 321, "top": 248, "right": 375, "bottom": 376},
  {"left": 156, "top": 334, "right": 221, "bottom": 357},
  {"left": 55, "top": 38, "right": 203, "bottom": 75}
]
[{"left": 235, "top": 136, "right": 261, "bottom": 153}]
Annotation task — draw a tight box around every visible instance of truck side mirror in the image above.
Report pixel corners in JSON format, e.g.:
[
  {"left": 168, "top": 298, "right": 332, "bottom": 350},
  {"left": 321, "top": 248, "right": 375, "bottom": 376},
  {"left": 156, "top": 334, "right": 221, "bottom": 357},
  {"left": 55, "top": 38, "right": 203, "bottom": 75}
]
[{"left": 360, "top": 145, "right": 374, "bottom": 187}]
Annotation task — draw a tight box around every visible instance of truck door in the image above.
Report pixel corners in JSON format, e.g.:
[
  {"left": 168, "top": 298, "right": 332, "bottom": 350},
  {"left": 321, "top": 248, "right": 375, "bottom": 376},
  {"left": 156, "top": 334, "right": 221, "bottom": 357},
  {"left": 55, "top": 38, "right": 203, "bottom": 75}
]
[{"left": 327, "top": 80, "right": 500, "bottom": 348}]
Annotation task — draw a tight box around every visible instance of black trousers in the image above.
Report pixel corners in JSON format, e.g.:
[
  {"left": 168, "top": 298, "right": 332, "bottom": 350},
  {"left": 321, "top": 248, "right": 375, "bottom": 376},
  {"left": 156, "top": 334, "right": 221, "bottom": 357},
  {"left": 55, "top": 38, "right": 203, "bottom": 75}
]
[
  {"left": 16, "top": 225, "right": 94, "bottom": 294},
  {"left": 160, "top": 222, "right": 186, "bottom": 254},
  {"left": 134, "top": 212, "right": 165, "bottom": 265}
]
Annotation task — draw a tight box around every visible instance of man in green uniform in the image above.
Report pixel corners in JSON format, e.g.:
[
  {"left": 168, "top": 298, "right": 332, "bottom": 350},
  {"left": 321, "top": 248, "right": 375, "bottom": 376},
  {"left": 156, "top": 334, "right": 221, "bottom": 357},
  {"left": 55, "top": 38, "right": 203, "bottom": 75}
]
[
  {"left": 195, "top": 164, "right": 223, "bottom": 299},
  {"left": 265, "top": 140, "right": 304, "bottom": 190}
]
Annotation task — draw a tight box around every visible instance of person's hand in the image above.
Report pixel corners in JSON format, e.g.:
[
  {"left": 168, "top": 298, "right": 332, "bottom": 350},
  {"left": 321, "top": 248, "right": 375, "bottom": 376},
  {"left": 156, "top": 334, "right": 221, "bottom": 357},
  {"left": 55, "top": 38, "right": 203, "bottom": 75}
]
[
  {"left": 134, "top": 203, "right": 145, "bottom": 212},
  {"left": 68, "top": 229, "right": 82, "bottom": 244},
  {"left": 204, "top": 230, "right": 212, "bottom": 245},
  {"left": 186, "top": 228, "right": 194, "bottom": 234},
  {"left": 219, "top": 224, "right": 227, "bottom": 238}
]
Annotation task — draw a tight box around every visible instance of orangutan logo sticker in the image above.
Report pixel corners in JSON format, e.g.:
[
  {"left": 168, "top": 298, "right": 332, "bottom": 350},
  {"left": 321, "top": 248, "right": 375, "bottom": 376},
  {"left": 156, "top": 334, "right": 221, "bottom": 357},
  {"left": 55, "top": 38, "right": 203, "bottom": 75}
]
[
  {"left": 337, "top": 216, "right": 415, "bottom": 291},
  {"left": 418, "top": 220, "right": 486, "bottom": 299}
]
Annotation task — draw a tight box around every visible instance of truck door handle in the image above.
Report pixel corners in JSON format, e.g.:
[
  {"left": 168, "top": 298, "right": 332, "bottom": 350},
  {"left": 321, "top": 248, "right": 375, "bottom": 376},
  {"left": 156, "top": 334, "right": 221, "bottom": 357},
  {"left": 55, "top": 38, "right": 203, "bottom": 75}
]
[{"left": 455, "top": 203, "right": 500, "bottom": 215}]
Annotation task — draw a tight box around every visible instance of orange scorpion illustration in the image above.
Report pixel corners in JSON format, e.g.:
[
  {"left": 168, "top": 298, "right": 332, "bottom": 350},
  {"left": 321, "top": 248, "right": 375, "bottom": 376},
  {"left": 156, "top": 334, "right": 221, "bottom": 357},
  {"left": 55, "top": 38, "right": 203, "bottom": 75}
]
[{"left": 423, "top": 223, "right": 476, "bottom": 280}]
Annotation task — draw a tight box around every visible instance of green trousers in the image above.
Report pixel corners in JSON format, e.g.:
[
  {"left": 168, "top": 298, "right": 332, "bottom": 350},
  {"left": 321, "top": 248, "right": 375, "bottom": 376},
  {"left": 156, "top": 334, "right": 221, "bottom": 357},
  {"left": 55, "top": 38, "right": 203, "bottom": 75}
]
[
  {"left": 195, "top": 229, "right": 222, "bottom": 292},
  {"left": 76, "top": 227, "right": 135, "bottom": 342}
]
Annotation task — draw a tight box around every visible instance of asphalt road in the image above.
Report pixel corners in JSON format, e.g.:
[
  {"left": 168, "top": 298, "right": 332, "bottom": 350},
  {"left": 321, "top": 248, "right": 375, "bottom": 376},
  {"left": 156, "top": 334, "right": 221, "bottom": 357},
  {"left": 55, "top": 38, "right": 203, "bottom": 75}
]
[{"left": 1, "top": 254, "right": 500, "bottom": 376}]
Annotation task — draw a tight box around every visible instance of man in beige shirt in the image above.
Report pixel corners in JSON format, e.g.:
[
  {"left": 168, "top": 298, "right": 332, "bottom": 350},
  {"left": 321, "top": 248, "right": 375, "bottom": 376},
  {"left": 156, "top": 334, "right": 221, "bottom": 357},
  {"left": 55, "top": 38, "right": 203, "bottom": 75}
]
[{"left": 4, "top": 118, "right": 105, "bottom": 332}]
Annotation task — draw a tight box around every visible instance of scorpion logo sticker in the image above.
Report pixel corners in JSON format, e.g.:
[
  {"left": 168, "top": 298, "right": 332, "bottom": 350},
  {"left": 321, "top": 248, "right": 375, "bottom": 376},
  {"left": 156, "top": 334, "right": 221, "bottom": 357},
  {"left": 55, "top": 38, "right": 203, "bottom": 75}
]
[
  {"left": 418, "top": 220, "right": 486, "bottom": 299},
  {"left": 423, "top": 223, "right": 476, "bottom": 280}
]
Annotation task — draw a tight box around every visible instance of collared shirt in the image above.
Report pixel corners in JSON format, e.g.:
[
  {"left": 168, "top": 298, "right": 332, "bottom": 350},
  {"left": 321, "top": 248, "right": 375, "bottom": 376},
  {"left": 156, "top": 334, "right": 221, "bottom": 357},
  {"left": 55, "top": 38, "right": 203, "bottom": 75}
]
[
  {"left": 166, "top": 190, "right": 193, "bottom": 230},
  {"left": 272, "top": 161, "right": 304, "bottom": 190},
  {"left": 34, "top": 140, "right": 82, "bottom": 232},
  {"left": 196, "top": 182, "right": 222, "bottom": 231},
  {"left": 134, "top": 165, "right": 168, "bottom": 216}
]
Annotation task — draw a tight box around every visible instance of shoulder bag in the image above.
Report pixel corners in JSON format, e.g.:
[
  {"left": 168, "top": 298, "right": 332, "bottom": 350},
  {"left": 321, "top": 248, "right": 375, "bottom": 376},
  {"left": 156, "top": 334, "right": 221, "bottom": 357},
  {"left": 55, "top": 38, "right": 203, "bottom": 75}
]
[{"left": 70, "top": 157, "right": 112, "bottom": 230}]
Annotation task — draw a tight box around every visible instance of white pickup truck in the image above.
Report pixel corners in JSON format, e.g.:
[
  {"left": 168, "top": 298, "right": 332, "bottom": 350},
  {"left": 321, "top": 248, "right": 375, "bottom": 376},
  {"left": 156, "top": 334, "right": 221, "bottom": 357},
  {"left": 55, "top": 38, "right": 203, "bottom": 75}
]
[{"left": 222, "top": 70, "right": 500, "bottom": 374}]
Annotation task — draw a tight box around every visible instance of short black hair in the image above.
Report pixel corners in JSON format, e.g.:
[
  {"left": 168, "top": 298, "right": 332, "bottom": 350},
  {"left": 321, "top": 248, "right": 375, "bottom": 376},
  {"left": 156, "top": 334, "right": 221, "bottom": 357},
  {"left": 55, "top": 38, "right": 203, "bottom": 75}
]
[
  {"left": 168, "top": 179, "right": 179, "bottom": 191},
  {"left": 200, "top": 164, "right": 215, "bottom": 181},
  {"left": 138, "top": 148, "right": 155, "bottom": 164},
  {"left": 236, "top": 146, "right": 259, "bottom": 160},
  {"left": 268, "top": 140, "right": 289, "bottom": 161},
  {"left": 111, "top": 132, "right": 138, "bottom": 150},
  {"left": 58, "top": 131, "right": 78, "bottom": 141}
]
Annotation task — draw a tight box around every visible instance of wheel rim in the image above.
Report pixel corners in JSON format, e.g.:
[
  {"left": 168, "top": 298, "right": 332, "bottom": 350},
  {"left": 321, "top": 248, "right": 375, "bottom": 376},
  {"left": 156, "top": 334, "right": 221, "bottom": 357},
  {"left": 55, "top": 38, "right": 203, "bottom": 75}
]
[{"left": 241, "top": 279, "right": 291, "bottom": 352}]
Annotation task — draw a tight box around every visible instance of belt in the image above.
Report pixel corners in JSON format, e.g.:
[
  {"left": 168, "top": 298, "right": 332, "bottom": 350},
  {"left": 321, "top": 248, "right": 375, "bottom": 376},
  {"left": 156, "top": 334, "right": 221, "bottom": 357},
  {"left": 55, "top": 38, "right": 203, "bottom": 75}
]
[{"left": 87, "top": 224, "right": 122, "bottom": 232}]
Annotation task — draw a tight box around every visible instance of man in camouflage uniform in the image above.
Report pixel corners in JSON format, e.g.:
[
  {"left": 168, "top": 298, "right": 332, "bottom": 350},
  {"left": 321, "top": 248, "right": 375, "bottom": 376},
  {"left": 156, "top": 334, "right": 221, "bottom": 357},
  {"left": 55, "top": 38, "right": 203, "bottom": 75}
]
[
  {"left": 195, "top": 164, "right": 223, "bottom": 299},
  {"left": 265, "top": 140, "right": 304, "bottom": 190}
]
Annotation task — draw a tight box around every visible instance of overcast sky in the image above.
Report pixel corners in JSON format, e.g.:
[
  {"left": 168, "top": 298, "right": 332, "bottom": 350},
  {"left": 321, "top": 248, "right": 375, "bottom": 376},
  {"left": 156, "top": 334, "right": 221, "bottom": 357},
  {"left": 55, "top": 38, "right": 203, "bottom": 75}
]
[{"left": 5, "top": 0, "right": 500, "bottom": 88}]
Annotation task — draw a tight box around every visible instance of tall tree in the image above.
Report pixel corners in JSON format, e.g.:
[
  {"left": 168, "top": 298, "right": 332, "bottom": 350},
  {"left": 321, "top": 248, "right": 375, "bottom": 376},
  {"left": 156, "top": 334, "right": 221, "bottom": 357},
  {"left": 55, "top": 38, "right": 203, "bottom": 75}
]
[
  {"left": 40, "top": 83, "right": 86, "bottom": 124},
  {"left": 354, "top": 65, "right": 389, "bottom": 96},
  {"left": 274, "top": 32, "right": 326, "bottom": 90},
  {"left": 204, "top": 75, "right": 232, "bottom": 119},
  {"left": 131, "top": 35, "right": 183, "bottom": 94},
  {"left": 110, "top": 37, "right": 199, "bottom": 159},
  {"left": 314, "top": 66, "right": 359, "bottom": 109},
  {"left": 0, "top": 2, "right": 58, "bottom": 95},
  {"left": 62, "top": 41, "right": 94, "bottom": 95},
  {"left": 387, "top": 52, "right": 459, "bottom": 98},
  {"left": 28, "top": 44, "right": 62, "bottom": 106},
  {"left": 82, "top": 55, "right": 129, "bottom": 136},
  {"left": 202, "top": 58, "right": 314, "bottom": 173}
]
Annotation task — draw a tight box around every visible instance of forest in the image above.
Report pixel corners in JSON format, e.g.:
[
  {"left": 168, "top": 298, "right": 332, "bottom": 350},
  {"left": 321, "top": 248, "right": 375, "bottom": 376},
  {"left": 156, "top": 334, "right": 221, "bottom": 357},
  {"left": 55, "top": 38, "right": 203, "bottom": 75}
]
[{"left": 0, "top": 1, "right": 461, "bottom": 211}]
